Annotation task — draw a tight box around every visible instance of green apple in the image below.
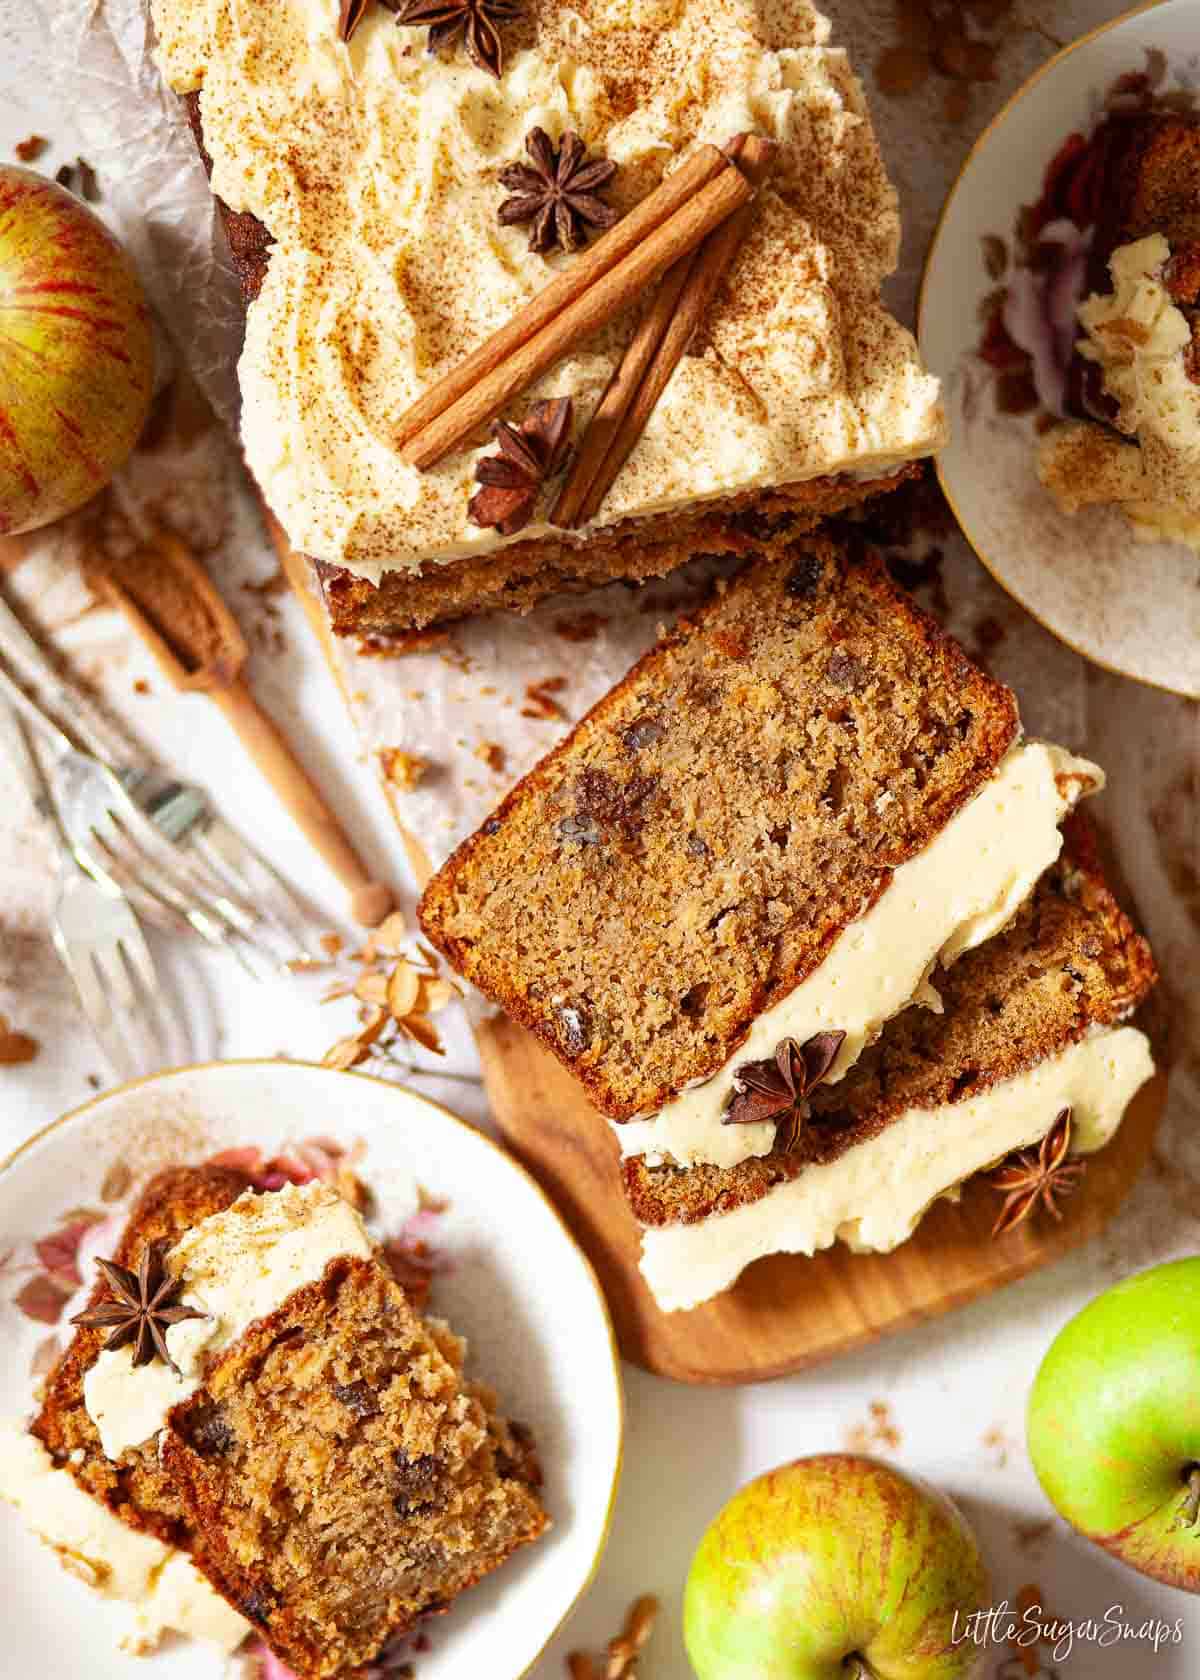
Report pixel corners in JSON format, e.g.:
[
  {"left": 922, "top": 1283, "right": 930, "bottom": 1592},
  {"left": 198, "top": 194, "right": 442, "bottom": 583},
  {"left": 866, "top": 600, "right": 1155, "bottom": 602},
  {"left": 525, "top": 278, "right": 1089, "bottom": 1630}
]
[
  {"left": 683, "top": 1454, "right": 988, "bottom": 1679},
  {"left": 1028, "top": 1257, "right": 1200, "bottom": 1590},
  {"left": 0, "top": 165, "right": 153, "bottom": 535}
]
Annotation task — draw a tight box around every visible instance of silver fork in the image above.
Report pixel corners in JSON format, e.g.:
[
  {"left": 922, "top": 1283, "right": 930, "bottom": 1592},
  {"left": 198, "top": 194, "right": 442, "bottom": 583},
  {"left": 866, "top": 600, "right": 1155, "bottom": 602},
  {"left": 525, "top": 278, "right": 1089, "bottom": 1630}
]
[
  {"left": 0, "top": 667, "right": 286, "bottom": 982},
  {"left": 0, "top": 595, "right": 317, "bottom": 974},
  {"left": 0, "top": 704, "right": 184, "bottom": 1082}
]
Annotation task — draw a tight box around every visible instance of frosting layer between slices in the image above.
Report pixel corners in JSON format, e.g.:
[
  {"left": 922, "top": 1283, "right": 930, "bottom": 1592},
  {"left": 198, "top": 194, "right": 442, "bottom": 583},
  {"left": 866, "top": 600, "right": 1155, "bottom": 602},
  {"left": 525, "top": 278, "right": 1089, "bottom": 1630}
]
[
  {"left": 617, "top": 740, "right": 1100, "bottom": 1171},
  {"left": 640, "top": 1024, "right": 1154, "bottom": 1311}
]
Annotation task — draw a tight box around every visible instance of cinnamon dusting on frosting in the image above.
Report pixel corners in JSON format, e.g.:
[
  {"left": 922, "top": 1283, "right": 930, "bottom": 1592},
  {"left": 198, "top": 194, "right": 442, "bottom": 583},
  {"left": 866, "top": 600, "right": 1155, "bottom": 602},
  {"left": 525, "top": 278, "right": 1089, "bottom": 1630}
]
[{"left": 151, "top": 0, "right": 942, "bottom": 578}]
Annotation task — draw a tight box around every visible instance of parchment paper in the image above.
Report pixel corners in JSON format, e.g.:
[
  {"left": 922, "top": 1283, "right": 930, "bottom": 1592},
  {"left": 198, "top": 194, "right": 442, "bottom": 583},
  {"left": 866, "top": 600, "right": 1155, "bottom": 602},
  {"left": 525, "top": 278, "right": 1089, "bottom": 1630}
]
[{"left": 4, "top": 1, "right": 1196, "bottom": 1249}]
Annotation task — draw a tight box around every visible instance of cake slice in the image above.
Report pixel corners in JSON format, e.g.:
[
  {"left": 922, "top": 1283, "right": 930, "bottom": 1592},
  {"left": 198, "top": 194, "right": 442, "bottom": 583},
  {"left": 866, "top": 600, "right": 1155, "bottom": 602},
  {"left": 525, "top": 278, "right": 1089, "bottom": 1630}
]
[
  {"left": 627, "top": 825, "right": 1157, "bottom": 1311},
  {"left": 31, "top": 1164, "right": 252, "bottom": 1547},
  {"left": 152, "top": 0, "right": 944, "bottom": 641},
  {"left": 13, "top": 1173, "right": 546, "bottom": 1675},
  {"left": 161, "top": 1251, "right": 547, "bottom": 1677},
  {"left": 1032, "top": 106, "right": 1200, "bottom": 545},
  {"left": 420, "top": 538, "right": 1106, "bottom": 1161}
]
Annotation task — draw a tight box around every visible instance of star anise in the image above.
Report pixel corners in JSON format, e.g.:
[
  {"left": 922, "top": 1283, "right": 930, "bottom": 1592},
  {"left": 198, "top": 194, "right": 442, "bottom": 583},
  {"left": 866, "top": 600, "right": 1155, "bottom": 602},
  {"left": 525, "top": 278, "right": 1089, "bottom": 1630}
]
[
  {"left": 71, "top": 1244, "right": 206, "bottom": 1375},
  {"left": 468, "top": 397, "right": 573, "bottom": 535},
  {"left": 390, "top": 0, "right": 522, "bottom": 80},
  {"left": 498, "top": 128, "right": 619, "bottom": 254},
  {"left": 723, "top": 1030, "right": 847, "bottom": 1154},
  {"left": 338, "top": 0, "right": 372, "bottom": 41},
  {"left": 990, "top": 1107, "right": 1086, "bottom": 1238}
]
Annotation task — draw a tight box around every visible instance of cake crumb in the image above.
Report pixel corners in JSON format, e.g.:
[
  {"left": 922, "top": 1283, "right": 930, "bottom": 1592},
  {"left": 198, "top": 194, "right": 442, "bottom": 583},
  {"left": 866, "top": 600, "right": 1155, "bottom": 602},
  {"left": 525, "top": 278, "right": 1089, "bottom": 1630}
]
[
  {"left": 54, "top": 157, "right": 100, "bottom": 201},
  {"left": 0, "top": 1015, "right": 39, "bottom": 1066},
  {"left": 15, "top": 134, "right": 48, "bottom": 162},
  {"left": 379, "top": 748, "right": 429, "bottom": 791},
  {"left": 133, "top": 678, "right": 150, "bottom": 694},
  {"left": 475, "top": 741, "right": 505, "bottom": 772},
  {"left": 522, "top": 676, "right": 568, "bottom": 721},
  {"left": 554, "top": 611, "right": 608, "bottom": 643},
  {"left": 982, "top": 1423, "right": 1009, "bottom": 1467},
  {"left": 844, "top": 1399, "right": 900, "bottom": 1454},
  {"left": 1012, "top": 1517, "right": 1054, "bottom": 1555}
]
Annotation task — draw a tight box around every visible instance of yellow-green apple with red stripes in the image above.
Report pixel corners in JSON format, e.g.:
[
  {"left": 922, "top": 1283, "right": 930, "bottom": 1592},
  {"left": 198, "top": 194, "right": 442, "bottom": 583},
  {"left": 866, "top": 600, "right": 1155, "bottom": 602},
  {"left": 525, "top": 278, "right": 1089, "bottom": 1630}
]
[
  {"left": 0, "top": 165, "right": 153, "bottom": 535},
  {"left": 1028, "top": 1259, "right": 1200, "bottom": 1590},
  {"left": 684, "top": 1454, "right": 989, "bottom": 1678}
]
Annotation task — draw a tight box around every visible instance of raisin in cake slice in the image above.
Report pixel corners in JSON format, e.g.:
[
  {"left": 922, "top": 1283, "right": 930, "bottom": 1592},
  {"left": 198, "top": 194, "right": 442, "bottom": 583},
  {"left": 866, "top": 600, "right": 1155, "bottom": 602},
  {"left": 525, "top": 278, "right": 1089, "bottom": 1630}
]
[
  {"left": 152, "top": 0, "right": 943, "bottom": 641},
  {"left": 626, "top": 825, "right": 1157, "bottom": 1312},
  {"left": 420, "top": 539, "right": 1098, "bottom": 1170}
]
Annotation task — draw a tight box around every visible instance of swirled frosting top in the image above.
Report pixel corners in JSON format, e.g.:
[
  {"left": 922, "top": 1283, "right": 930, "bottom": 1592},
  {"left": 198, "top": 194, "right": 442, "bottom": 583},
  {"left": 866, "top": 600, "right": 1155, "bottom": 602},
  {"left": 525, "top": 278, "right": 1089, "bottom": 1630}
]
[{"left": 153, "top": 0, "right": 944, "bottom": 578}]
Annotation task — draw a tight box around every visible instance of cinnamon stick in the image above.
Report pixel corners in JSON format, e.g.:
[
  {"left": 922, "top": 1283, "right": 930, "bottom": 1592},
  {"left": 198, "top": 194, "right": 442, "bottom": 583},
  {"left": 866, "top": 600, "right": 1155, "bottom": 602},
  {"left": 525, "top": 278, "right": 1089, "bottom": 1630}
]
[
  {"left": 393, "top": 145, "right": 729, "bottom": 454},
  {"left": 548, "top": 247, "right": 702, "bottom": 529},
  {"left": 554, "top": 134, "right": 778, "bottom": 529},
  {"left": 398, "top": 156, "right": 755, "bottom": 471}
]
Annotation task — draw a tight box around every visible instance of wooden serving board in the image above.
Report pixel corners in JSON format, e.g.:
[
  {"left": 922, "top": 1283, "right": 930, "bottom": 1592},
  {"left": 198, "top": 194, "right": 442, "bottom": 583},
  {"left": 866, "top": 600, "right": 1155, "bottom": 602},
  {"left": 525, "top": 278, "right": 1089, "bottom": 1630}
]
[
  {"left": 268, "top": 519, "right": 1168, "bottom": 1385},
  {"left": 476, "top": 1011, "right": 1168, "bottom": 1385}
]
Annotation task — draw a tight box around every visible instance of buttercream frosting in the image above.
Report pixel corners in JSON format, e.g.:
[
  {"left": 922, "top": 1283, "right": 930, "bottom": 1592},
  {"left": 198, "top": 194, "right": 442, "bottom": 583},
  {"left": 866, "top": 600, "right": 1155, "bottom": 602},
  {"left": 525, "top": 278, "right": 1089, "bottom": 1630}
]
[
  {"left": 617, "top": 740, "right": 1100, "bottom": 1170},
  {"left": 150, "top": 0, "right": 944, "bottom": 579},
  {"left": 0, "top": 1419, "right": 249, "bottom": 1654},
  {"left": 640, "top": 1025, "right": 1155, "bottom": 1311},
  {"left": 83, "top": 1182, "right": 374, "bottom": 1461},
  {"left": 1039, "top": 236, "right": 1200, "bottom": 552}
]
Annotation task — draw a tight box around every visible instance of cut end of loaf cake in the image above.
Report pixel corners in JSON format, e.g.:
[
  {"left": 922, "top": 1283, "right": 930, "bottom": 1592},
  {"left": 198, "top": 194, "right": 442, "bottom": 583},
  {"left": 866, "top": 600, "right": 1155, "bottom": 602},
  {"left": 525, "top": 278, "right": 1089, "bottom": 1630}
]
[
  {"left": 162, "top": 1256, "right": 547, "bottom": 1679},
  {"left": 419, "top": 537, "right": 1019, "bottom": 1120},
  {"left": 315, "top": 467, "right": 923, "bottom": 642},
  {"left": 624, "top": 818, "right": 1158, "bottom": 1229}
]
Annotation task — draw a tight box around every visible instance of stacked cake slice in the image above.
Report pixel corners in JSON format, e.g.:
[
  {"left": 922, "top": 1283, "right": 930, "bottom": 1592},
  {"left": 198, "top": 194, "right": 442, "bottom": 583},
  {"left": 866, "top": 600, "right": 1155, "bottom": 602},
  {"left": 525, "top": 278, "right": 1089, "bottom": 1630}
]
[
  {"left": 419, "top": 537, "right": 1158, "bottom": 1309},
  {"left": 11, "top": 1170, "right": 547, "bottom": 1675}
]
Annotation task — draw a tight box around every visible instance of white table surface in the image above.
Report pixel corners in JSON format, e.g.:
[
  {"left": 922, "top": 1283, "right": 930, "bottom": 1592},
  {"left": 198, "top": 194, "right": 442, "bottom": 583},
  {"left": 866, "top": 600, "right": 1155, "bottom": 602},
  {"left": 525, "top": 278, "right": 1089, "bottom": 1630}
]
[{"left": 2, "top": 4, "right": 1199, "bottom": 1677}]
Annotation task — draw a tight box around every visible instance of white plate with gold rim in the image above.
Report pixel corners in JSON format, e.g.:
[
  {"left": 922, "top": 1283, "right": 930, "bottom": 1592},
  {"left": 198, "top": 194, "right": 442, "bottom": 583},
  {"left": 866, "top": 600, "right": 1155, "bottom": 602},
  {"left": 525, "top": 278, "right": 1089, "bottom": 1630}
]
[
  {"left": 0, "top": 1061, "right": 623, "bottom": 1680},
  {"left": 919, "top": 0, "right": 1200, "bottom": 699}
]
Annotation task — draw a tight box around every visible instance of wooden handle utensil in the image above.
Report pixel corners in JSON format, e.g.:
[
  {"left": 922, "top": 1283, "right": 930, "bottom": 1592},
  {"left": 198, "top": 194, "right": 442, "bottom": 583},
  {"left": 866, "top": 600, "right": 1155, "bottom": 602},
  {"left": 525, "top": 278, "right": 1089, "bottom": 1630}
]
[{"left": 87, "top": 529, "right": 394, "bottom": 927}]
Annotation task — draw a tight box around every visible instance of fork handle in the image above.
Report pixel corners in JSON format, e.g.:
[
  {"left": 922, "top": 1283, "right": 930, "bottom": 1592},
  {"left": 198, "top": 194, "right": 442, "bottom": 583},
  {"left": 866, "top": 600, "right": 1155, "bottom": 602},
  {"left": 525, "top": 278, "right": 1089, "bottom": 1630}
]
[{"left": 210, "top": 678, "right": 394, "bottom": 927}]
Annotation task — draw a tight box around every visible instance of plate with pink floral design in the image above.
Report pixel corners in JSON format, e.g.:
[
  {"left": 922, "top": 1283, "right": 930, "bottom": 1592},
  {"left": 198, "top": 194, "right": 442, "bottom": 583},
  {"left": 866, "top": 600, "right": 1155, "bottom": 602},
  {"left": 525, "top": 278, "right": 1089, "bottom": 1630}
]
[
  {"left": 919, "top": 0, "right": 1200, "bottom": 698},
  {"left": 0, "top": 1061, "right": 622, "bottom": 1680}
]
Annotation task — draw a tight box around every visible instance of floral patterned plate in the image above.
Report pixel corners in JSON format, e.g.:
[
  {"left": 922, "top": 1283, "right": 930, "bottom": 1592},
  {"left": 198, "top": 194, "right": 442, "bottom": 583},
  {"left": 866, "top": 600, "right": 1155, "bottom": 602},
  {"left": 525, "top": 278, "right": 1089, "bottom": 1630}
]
[
  {"left": 919, "top": 0, "right": 1200, "bottom": 698},
  {"left": 0, "top": 1061, "right": 623, "bottom": 1680}
]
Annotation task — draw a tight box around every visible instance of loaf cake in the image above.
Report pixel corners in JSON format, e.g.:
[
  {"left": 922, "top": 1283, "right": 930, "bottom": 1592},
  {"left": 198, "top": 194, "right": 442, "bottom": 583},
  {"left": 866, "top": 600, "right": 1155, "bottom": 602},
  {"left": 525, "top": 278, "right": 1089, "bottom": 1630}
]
[
  {"left": 625, "top": 825, "right": 1158, "bottom": 1309},
  {"left": 6, "top": 1171, "right": 546, "bottom": 1673},
  {"left": 419, "top": 537, "right": 1107, "bottom": 1138},
  {"left": 150, "top": 0, "right": 944, "bottom": 641}
]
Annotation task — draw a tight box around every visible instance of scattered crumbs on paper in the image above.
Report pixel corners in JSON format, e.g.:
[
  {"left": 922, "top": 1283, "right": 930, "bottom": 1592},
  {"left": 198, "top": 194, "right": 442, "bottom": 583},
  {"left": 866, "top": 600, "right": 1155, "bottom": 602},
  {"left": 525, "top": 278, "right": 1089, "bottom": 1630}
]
[
  {"left": 378, "top": 748, "right": 429, "bottom": 791},
  {"left": 843, "top": 1399, "right": 901, "bottom": 1454},
  {"left": 522, "top": 675, "right": 569, "bottom": 721}
]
